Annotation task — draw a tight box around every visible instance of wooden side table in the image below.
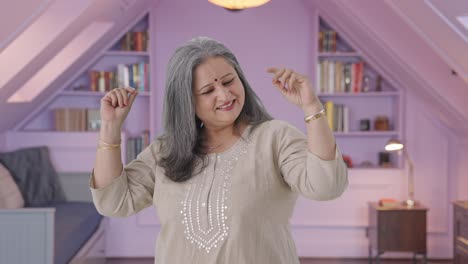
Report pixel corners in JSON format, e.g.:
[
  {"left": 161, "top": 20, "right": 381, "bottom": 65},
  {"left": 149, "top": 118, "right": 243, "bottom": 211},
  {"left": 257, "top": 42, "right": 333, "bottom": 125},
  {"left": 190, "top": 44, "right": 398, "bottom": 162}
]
[
  {"left": 367, "top": 202, "right": 428, "bottom": 264},
  {"left": 453, "top": 201, "right": 468, "bottom": 264}
]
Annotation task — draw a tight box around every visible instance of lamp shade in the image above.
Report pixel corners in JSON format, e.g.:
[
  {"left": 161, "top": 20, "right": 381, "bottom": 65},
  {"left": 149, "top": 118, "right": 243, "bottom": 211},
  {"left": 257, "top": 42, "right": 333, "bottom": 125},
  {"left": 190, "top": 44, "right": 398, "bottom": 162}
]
[
  {"left": 208, "top": 0, "right": 270, "bottom": 10},
  {"left": 385, "top": 138, "right": 404, "bottom": 152}
]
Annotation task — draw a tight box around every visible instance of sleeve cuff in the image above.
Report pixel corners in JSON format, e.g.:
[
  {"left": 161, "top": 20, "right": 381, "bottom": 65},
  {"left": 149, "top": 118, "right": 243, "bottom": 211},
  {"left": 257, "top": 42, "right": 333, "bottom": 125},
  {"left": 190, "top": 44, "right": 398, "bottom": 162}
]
[
  {"left": 307, "top": 144, "right": 342, "bottom": 163},
  {"left": 89, "top": 168, "right": 128, "bottom": 194}
]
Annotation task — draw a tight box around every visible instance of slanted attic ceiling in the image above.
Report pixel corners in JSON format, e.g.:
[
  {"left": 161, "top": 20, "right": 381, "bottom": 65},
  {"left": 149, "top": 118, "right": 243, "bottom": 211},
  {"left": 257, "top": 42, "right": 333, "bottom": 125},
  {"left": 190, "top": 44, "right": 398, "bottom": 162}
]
[
  {"left": 307, "top": 0, "right": 468, "bottom": 135},
  {"left": 0, "top": 0, "right": 152, "bottom": 132},
  {"left": 0, "top": 0, "right": 467, "bottom": 134}
]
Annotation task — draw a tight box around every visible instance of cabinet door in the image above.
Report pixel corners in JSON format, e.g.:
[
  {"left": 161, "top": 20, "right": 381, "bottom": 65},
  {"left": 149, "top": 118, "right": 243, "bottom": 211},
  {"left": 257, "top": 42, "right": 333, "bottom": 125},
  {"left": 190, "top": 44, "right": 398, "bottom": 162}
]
[{"left": 378, "top": 210, "right": 426, "bottom": 252}]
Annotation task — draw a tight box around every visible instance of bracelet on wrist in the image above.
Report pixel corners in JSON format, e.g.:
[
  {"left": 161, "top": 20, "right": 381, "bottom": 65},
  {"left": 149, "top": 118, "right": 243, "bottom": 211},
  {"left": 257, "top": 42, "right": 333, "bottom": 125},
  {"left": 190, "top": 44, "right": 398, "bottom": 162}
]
[
  {"left": 99, "top": 139, "right": 121, "bottom": 147},
  {"left": 97, "top": 145, "right": 121, "bottom": 151},
  {"left": 304, "top": 108, "right": 326, "bottom": 123}
]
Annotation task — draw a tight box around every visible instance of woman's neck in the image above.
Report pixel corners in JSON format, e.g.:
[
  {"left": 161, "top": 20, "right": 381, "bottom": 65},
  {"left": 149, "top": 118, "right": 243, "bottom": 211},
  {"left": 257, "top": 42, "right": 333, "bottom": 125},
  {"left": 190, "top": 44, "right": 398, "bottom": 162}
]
[{"left": 202, "top": 122, "right": 247, "bottom": 152}]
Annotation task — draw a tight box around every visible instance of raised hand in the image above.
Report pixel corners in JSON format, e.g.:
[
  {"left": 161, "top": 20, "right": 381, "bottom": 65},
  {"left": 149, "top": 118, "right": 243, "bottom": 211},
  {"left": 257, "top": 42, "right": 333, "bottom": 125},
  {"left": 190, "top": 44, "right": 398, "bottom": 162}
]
[
  {"left": 100, "top": 87, "right": 138, "bottom": 128},
  {"left": 266, "top": 67, "right": 320, "bottom": 111}
]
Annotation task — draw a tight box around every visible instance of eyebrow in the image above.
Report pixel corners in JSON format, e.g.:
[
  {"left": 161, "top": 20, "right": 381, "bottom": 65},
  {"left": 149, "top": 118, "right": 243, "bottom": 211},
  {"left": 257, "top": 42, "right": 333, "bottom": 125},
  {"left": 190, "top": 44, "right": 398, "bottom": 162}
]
[{"left": 199, "top": 73, "right": 234, "bottom": 91}]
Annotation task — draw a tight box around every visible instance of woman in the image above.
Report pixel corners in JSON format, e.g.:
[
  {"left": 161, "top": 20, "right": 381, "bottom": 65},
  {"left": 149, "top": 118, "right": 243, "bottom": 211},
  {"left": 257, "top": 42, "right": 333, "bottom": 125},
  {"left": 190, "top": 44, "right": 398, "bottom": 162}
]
[{"left": 91, "top": 37, "right": 348, "bottom": 263}]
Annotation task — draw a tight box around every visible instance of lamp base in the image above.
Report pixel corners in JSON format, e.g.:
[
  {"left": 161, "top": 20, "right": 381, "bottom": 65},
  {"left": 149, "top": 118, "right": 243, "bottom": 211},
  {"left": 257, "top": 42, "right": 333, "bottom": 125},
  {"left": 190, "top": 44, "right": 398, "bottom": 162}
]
[{"left": 405, "top": 199, "right": 415, "bottom": 208}]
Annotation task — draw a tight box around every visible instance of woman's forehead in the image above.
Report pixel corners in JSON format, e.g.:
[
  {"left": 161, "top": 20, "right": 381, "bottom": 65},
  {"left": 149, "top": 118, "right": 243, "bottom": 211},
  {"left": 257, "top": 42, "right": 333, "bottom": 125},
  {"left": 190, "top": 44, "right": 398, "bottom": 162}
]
[{"left": 194, "top": 57, "right": 235, "bottom": 81}]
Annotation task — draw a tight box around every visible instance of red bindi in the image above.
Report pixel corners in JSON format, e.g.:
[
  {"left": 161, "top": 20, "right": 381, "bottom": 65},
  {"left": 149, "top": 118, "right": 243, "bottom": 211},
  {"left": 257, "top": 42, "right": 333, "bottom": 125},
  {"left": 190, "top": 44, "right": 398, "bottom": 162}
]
[{"left": 214, "top": 78, "right": 218, "bottom": 82}]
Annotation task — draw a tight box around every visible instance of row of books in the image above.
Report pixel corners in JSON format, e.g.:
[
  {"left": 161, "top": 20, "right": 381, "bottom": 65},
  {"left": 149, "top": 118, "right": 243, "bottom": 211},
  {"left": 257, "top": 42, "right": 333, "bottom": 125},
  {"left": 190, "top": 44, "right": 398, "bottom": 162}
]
[
  {"left": 318, "top": 30, "right": 337, "bottom": 52},
  {"left": 118, "top": 31, "right": 149, "bottom": 52},
  {"left": 324, "top": 101, "right": 349, "bottom": 132},
  {"left": 316, "top": 60, "right": 365, "bottom": 94},
  {"left": 126, "top": 131, "right": 150, "bottom": 163},
  {"left": 54, "top": 108, "right": 100, "bottom": 131},
  {"left": 89, "top": 62, "right": 150, "bottom": 93}
]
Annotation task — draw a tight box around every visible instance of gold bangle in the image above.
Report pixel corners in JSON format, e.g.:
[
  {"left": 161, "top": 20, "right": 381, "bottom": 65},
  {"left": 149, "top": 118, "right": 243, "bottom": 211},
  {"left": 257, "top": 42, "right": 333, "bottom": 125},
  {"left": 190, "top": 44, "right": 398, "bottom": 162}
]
[
  {"left": 304, "top": 108, "right": 326, "bottom": 123},
  {"left": 99, "top": 139, "right": 121, "bottom": 147},
  {"left": 97, "top": 145, "right": 121, "bottom": 151}
]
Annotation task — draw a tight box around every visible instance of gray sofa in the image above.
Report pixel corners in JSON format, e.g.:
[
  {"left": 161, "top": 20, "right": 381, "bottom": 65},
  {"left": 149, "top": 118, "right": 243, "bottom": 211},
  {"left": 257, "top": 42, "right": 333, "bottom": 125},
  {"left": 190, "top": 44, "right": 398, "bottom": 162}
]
[{"left": 0, "top": 146, "right": 105, "bottom": 264}]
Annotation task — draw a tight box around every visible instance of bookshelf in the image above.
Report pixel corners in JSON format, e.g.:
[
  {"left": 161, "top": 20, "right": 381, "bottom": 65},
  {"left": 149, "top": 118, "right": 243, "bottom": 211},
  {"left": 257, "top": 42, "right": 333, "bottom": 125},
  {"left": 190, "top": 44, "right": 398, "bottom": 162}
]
[
  {"left": 316, "top": 18, "right": 402, "bottom": 169},
  {"left": 17, "top": 12, "right": 153, "bottom": 166}
]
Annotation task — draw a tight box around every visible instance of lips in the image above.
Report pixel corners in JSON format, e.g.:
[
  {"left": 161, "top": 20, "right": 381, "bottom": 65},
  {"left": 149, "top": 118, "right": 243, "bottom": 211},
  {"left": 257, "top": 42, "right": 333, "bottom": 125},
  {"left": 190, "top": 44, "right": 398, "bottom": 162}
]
[{"left": 217, "top": 99, "right": 235, "bottom": 110}]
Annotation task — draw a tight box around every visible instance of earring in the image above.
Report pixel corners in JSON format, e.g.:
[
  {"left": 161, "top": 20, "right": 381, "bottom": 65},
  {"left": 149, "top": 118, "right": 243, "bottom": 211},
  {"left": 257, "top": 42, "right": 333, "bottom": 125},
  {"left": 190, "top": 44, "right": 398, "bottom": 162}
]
[{"left": 200, "top": 122, "right": 204, "bottom": 128}]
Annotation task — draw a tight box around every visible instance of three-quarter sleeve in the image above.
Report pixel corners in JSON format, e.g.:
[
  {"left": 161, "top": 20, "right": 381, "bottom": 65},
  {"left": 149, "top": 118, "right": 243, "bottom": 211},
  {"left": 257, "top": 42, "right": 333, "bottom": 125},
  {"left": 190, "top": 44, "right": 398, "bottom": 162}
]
[
  {"left": 89, "top": 141, "right": 158, "bottom": 217},
  {"left": 275, "top": 121, "right": 348, "bottom": 201}
]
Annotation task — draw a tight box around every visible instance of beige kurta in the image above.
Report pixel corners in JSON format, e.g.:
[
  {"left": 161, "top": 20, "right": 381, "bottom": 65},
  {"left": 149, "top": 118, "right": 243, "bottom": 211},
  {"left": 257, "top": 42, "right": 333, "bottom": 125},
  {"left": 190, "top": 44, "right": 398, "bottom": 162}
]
[{"left": 90, "top": 120, "right": 348, "bottom": 264}]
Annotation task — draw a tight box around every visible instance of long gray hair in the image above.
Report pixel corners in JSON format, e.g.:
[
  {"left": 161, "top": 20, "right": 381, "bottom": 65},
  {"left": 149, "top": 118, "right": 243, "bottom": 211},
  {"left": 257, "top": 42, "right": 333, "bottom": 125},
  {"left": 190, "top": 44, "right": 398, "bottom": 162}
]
[{"left": 157, "top": 37, "right": 272, "bottom": 182}]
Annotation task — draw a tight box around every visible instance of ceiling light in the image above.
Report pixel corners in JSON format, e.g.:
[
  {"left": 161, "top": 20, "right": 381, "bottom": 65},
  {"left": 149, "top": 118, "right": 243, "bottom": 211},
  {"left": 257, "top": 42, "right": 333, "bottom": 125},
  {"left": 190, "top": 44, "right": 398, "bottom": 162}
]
[{"left": 208, "top": 0, "right": 270, "bottom": 10}]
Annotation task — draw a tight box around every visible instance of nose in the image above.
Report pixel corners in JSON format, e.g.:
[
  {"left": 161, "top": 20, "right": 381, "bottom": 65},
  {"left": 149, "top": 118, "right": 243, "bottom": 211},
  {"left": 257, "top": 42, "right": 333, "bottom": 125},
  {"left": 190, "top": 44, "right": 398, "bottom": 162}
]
[{"left": 214, "top": 84, "right": 232, "bottom": 101}]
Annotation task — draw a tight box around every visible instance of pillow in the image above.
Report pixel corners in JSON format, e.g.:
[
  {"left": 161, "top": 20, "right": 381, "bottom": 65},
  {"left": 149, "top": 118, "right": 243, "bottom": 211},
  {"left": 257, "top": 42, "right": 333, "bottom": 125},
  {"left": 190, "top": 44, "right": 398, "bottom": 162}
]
[
  {"left": 0, "top": 163, "right": 25, "bottom": 208},
  {"left": 0, "top": 146, "right": 67, "bottom": 207}
]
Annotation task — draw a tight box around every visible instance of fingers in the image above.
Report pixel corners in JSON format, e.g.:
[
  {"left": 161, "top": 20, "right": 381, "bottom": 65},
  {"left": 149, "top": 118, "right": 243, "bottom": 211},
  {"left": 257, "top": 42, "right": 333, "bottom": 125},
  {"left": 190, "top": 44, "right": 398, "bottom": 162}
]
[
  {"left": 267, "top": 67, "right": 294, "bottom": 90},
  {"left": 127, "top": 88, "right": 138, "bottom": 107},
  {"left": 288, "top": 72, "right": 297, "bottom": 92},
  {"left": 102, "top": 87, "right": 137, "bottom": 108},
  {"left": 268, "top": 67, "right": 286, "bottom": 83},
  {"left": 266, "top": 67, "right": 280, "bottom": 74}
]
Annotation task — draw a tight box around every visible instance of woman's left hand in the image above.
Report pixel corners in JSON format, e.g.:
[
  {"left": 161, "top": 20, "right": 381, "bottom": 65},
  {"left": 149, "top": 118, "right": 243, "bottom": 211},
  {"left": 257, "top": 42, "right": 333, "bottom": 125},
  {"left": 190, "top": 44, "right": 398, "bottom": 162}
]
[{"left": 267, "top": 67, "right": 321, "bottom": 111}]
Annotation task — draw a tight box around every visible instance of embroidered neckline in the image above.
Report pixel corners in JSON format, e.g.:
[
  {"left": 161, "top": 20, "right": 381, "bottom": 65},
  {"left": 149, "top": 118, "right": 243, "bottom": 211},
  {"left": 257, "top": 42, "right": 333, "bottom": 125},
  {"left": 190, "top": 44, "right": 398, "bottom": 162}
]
[{"left": 180, "top": 131, "right": 250, "bottom": 253}]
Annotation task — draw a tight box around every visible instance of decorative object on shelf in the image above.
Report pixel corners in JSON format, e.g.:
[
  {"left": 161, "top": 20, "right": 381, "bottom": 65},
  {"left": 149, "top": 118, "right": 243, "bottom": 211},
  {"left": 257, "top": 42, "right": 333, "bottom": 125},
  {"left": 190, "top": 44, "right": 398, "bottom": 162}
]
[
  {"left": 362, "top": 75, "right": 370, "bottom": 92},
  {"left": 342, "top": 154, "right": 353, "bottom": 168},
  {"left": 385, "top": 139, "right": 415, "bottom": 207},
  {"left": 359, "top": 119, "right": 370, "bottom": 131},
  {"left": 378, "top": 152, "right": 391, "bottom": 168},
  {"left": 374, "top": 115, "right": 390, "bottom": 131},
  {"left": 208, "top": 0, "right": 270, "bottom": 10},
  {"left": 376, "top": 75, "right": 383, "bottom": 92},
  {"left": 72, "top": 85, "right": 87, "bottom": 91},
  {"left": 358, "top": 160, "right": 375, "bottom": 168}
]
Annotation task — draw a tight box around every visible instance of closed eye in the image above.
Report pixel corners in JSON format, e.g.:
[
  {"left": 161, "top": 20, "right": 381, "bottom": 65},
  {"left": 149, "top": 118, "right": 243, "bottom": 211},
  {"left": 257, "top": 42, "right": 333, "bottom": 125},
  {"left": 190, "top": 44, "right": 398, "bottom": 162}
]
[
  {"left": 223, "top": 78, "right": 235, "bottom": 86},
  {"left": 202, "top": 89, "right": 213, "bottom": 95}
]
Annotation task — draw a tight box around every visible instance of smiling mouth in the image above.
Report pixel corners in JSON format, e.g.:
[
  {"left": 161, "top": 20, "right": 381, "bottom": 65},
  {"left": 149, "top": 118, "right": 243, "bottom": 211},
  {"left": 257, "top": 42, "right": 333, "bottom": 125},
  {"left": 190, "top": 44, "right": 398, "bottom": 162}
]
[{"left": 217, "top": 99, "right": 235, "bottom": 110}]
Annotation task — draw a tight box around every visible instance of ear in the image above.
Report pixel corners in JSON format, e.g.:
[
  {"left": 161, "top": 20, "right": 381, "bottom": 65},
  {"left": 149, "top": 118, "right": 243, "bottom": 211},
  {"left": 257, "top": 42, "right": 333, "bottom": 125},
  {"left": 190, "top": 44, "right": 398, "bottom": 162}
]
[{"left": 195, "top": 116, "right": 203, "bottom": 129}]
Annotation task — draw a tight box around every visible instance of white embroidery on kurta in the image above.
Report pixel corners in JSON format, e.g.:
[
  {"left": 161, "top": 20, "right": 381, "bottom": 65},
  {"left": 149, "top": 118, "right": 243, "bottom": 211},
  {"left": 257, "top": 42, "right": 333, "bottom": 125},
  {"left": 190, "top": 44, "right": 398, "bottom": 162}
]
[{"left": 181, "top": 138, "right": 249, "bottom": 253}]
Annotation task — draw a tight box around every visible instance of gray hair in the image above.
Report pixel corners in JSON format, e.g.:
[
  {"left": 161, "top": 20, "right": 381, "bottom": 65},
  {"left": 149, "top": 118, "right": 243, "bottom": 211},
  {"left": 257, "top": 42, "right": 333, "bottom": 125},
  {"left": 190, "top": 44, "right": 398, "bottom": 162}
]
[{"left": 157, "top": 37, "right": 272, "bottom": 182}]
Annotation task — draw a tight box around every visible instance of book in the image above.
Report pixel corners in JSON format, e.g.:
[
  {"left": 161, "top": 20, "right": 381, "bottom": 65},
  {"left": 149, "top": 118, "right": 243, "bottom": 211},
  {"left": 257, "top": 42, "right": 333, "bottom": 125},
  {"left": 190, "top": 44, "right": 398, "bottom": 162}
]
[{"left": 378, "top": 198, "right": 400, "bottom": 208}]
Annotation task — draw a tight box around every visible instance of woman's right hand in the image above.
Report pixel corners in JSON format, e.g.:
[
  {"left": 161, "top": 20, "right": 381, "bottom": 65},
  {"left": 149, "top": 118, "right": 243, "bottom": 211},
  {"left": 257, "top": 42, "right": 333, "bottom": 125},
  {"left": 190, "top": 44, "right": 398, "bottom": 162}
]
[{"left": 100, "top": 87, "right": 138, "bottom": 128}]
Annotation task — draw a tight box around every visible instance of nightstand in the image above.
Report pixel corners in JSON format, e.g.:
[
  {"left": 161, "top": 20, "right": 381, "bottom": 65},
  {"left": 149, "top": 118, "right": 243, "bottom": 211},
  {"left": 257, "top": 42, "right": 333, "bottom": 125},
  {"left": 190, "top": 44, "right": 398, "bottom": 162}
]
[
  {"left": 453, "top": 201, "right": 468, "bottom": 264},
  {"left": 367, "top": 202, "right": 428, "bottom": 264}
]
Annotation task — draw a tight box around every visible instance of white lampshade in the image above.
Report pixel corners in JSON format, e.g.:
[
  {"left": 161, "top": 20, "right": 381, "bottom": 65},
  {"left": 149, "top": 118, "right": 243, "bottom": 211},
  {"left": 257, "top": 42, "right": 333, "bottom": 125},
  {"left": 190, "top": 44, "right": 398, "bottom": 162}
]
[
  {"left": 208, "top": 0, "right": 270, "bottom": 10},
  {"left": 385, "top": 138, "right": 404, "bottom": 152}
]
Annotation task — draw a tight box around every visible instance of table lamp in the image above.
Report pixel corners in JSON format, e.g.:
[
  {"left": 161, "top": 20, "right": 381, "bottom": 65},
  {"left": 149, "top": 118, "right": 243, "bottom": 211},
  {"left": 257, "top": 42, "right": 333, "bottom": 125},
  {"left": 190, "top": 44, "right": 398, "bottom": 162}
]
[{"left": 385, "top": 139, "right": 415, "bottom": 207}]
